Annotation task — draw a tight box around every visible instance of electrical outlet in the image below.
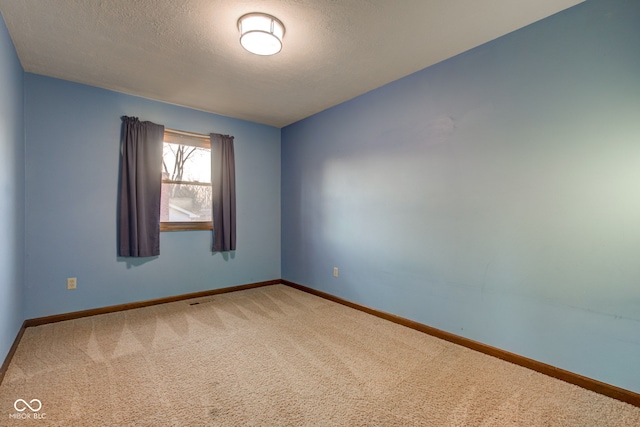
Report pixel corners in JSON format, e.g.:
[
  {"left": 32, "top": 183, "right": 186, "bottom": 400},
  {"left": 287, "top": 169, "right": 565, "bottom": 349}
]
[
  {"left": 333, "top": 267, "right": 339, "bottom": 278},
  {"left": 67, "top": 277, "right": 77, "bottom": 290}
]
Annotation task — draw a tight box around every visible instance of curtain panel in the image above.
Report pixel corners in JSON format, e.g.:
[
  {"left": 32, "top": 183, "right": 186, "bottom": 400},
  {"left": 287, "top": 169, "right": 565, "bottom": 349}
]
[
  {"left": 210, "top": 133, "right": 237, "bottom": 252},
  {"left": 118, "top": 116, "right": 165, "bottom": 257}
]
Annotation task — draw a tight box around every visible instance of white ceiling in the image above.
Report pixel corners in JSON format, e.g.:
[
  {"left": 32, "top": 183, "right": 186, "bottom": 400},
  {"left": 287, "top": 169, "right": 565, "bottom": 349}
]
[{"left": 0, "top": 0, "right": 584, "bottom": 128}]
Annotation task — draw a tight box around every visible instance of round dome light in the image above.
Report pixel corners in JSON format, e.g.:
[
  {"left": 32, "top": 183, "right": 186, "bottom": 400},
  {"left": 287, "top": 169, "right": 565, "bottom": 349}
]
[{"left": 238, "top": 13, "right": 285, "bottom": 56}]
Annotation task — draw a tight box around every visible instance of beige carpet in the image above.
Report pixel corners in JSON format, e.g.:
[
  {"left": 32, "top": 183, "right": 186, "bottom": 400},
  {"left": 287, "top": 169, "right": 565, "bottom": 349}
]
[{"left": 1, "top": 284, "right": 639, "bottom": 426}]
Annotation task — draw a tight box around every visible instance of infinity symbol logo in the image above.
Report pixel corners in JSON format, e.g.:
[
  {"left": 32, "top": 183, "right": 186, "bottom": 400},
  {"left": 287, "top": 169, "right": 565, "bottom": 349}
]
[{"left": 14, "top": 399, "right": 42, "bottom": 412}]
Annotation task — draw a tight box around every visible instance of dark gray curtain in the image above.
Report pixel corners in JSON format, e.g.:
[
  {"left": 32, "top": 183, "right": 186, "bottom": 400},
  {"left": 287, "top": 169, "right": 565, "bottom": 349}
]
[
  {"left": 118, "top": 116, "right": 165, "bottom": 257},
  {"left": 210, "top": 133, "right": 236, "bottom": 252}
]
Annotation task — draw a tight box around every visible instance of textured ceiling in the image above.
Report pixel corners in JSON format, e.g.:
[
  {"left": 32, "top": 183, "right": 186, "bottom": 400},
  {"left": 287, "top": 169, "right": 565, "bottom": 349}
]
[{"left": 0, "top": 0, "right": 584, "bottom": 128}]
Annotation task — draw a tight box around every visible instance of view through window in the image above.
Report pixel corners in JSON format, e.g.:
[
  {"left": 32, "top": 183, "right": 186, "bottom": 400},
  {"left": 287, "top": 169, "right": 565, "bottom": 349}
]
[{"left": 160, "top": 130, "right": 212, "bottom": 231}]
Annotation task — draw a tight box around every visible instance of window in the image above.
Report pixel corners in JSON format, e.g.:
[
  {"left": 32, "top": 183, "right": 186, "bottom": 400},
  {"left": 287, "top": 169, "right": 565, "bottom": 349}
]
[{"left": 160, "top": 129, "right": 212, "bottom": 231}]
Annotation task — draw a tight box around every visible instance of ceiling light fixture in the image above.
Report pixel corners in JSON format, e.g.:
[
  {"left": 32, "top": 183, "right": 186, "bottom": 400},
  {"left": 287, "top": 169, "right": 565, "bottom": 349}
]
[{"left": 238, "top": 13, "right": 285, "bottom": 56}]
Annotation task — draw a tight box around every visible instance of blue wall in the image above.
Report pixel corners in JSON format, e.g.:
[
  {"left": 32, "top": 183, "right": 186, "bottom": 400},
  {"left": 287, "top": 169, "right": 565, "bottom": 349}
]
[
  {"left": 282, "top": 0, "right": 640, "bottom": 392},
  {"left": 24, "top": 74, "right": 281, "bottom": 319},
  {"left": 0, "top": 13, "right": 25, "bottom": 363}
]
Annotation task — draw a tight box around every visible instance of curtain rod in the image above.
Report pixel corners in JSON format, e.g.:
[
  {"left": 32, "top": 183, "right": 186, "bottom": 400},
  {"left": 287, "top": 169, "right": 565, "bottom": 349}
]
[{"left": 165, "top": 127, "right": 210, "bottom": 139}]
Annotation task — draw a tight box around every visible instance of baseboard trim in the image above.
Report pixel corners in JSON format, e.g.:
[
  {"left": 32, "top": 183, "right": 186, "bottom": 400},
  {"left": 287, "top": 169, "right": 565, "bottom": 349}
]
[
  {"left": 282, "top": 279, "right": 640, "bottom": 408},
  {"left": 25, "top": 279, "right": 281, "bottom": 327},
  {"left": 0, "top": 321, "right": 27, "bottom": 386}
]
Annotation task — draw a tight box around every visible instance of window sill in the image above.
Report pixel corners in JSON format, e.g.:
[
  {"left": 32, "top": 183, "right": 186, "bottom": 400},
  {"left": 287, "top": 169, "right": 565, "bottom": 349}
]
[{"left": 160, "top": 222, "right": 212, "bottom": 232}]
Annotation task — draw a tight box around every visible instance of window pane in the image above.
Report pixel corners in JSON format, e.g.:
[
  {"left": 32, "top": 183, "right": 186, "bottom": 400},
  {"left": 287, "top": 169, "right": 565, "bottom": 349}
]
[
  {"left": 162, "top": 142, "right": 211, "bottom": 183},
  {"left": 161, "top": 182, "right": 212, "bottom": 222}
]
